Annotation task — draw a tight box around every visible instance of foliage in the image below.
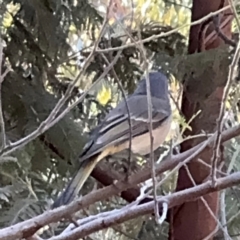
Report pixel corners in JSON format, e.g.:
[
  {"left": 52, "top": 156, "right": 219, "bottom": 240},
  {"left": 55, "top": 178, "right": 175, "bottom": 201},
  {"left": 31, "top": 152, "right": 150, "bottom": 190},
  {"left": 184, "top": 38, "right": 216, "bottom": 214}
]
[{"left": 1, "top": 0, "right": 240, "bottom": 239}]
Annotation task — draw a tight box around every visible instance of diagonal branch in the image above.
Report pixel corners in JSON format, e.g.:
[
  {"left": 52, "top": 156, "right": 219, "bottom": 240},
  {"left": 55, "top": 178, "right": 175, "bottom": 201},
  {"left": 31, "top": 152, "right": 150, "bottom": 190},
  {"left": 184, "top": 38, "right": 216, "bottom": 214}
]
[
  {"left": 0, "top": 124, "right": 239, "bottom": 240},
  {"left": 0, "top": 40, "right": 11, "bottom": 151},
  {"left": 95, "top": 4, "right": 238, "bottom": 53},
  {"left": 0, "top": 1, "right": 112, "bottom": 159},
  {"left": 49, "top": 172, "right": 240, "bottom": 240},
  {"left": 211, "top": 1, "right": 240, "bottom": 185}
]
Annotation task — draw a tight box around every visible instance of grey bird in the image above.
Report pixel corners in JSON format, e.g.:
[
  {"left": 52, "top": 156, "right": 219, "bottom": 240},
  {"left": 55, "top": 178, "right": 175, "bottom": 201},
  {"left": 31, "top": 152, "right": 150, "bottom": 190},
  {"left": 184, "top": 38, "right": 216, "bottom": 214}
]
[{"left": 52, "top": 71, "right": 172, "bottom": 208}]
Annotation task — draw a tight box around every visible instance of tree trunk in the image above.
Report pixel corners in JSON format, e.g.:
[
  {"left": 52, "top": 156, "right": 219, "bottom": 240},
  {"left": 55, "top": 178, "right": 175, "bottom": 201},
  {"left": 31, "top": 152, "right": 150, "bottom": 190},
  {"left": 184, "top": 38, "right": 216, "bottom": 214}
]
[{"left": 169, "top": 0, "right": 233, "bottom": 239}]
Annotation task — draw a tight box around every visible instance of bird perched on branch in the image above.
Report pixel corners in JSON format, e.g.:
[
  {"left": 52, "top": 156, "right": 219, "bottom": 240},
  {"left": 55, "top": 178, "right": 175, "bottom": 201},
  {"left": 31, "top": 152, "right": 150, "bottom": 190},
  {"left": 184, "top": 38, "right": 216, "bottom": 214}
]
[{"left": 52, "top": 71, "right": 172, "bottom": 208}]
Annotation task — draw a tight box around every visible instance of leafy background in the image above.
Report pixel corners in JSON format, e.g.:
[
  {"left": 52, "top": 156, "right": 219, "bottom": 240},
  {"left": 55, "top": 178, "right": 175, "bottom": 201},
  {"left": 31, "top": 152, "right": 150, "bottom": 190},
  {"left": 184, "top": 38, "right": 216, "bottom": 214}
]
[{"left": 0, "top": 0, "right": 240, "bottom": 239}]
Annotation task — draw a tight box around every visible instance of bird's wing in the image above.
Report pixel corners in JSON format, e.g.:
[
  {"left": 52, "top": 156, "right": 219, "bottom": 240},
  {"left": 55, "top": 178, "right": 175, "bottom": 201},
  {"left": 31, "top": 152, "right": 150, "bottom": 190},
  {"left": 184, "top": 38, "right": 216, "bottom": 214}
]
[{"left": 80, "top": 95, "right": 171, "bottom": 160}]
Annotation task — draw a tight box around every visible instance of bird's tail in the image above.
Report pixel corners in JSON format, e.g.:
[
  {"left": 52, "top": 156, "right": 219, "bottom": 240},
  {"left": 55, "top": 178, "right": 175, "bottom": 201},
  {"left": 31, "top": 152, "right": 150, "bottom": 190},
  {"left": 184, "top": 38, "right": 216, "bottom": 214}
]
[{"left": 52, "top": 157, "right": 98, "bottom": 209}]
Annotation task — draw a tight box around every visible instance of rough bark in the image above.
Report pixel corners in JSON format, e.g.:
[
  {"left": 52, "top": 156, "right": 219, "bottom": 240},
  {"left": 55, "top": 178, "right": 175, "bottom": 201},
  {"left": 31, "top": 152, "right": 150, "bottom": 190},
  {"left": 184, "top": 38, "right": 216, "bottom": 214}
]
[{"left": 170, "top": 0, "right": 233, "bottom": 239}]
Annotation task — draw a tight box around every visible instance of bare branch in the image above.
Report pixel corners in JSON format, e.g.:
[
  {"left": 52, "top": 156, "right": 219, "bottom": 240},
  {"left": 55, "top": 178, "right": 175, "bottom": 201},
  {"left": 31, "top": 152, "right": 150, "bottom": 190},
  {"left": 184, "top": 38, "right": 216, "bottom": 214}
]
[
  {"left": 158, "top": 202, "right": 168, "bottom": 225},
  {"left": 220, "top": 190, "right": 229, "bottom": 240},
  {"left": 136, "top": 30, "right": 160, "bottom": 223},
  {"left": 47, "top": 171, "right": 240, "bottom": 240},
  {"left": 95, "top": 4, "right": 237, "bottom": 53},
  {"left": 211, "top": 1, "right": 240, "bottom": 185},
  {"left": 0, "top": 1, "right": 117, "bottom": 158},
  {"left": 99, "top": 20, "right": 133, "bottom": 177},
  {"left": 0, "top": 124, "right": 239, "bottom": 240},
  {"left": 0, "top": 39, "right": 11, "bottom": 151},
  {"left": 213, "top": 15, "right": 236, "bottom": 47}
]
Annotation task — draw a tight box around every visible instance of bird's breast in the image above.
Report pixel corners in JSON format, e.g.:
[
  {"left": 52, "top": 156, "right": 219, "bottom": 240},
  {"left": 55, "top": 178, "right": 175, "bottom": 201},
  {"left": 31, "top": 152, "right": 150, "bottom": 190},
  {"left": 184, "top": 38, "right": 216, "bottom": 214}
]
[{"left": 130, "top": 116, "right": 172, "bottom": 155}]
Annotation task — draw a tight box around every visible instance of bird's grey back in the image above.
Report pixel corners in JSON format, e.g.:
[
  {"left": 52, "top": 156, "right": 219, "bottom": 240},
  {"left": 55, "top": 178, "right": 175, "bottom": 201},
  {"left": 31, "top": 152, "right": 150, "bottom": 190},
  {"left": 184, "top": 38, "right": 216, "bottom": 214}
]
[{"left": 133, "top": 71, "right": 169, "bottom": 99}]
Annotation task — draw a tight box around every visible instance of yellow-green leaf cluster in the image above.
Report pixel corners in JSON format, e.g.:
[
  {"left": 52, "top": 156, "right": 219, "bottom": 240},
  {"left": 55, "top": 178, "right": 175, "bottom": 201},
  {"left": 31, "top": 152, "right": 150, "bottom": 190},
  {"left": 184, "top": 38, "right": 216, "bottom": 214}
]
[
  {"left": 96, "top": 85, "right": 112, "bottom": 106},
  {"left": 134, "top": 0, "right": 191, "bottom": 37}
]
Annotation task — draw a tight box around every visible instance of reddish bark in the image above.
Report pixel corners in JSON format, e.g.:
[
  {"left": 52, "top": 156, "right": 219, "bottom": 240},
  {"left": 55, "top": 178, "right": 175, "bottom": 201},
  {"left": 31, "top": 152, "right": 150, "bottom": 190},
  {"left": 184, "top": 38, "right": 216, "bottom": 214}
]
[{"left": 169, "top": 1, "right": 233, "bottom": 239}]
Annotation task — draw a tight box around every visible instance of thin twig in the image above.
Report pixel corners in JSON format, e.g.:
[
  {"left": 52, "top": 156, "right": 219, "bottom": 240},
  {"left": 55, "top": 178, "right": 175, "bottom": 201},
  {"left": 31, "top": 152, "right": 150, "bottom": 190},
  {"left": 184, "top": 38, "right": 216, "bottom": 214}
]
[
  {"left": 158, "top": 202, "right": 168, "bottom": 225},
  {"left": 220, "top": 190, "right": 228, "bottom": 240},
  {"left": 0, "top": 40, "right": 10, "bottom": 151},
  {"left": 101, "top": 54, "right": 133, "bottom": 178},
  {"left": 117, "top": 125, "right": 240, "bottom": 210},
  {"left": 0, "top": 54, "right": 121, "bottom": 158},
  {"left": 0, "top": 1, "right": 114, "bottom": 158},
  {"left": 48, "top": 49, "right": 124, "bottom": 129},
  {"left": 0, "top": 40, "right": 2, "bottom": 78},
  {"left": 180, "top": 110, "right": 201, "bottom": 136},
  {"left": 173, "top": 133, "right": 213, "bottom": 148},
  {"left": 103, "top": 11, "right": 158, "bottom": 210},
  {"left": 60, "top": 1, "right": 228, "bottom": 64},
  {"left": 43, "top": 1, "right": 112, "bottom": 125},
  {"left": 100, "top": 11, "right": 135, "bottom": 177},
  {"left": 213, "top": 15, "right": 236, "bottom": 47},
  {"left": 196, "top": 158, "right": 226, "bottom": 177},
  {"left": 184, "top": 164, "right": 231, "bottom": 240},
  {"left": 56, "top": 2, "right": 236, "bottom": 83},
  {"left": 95, "top": 4, "right": 237, "bottom": 53},
  {"left": 128, "top": 138, "right": 211, "bottom": 207},
  {"left": 224, "top": 203, "right": 240, "bottom": 226},
  {"left": 169, "top": 90, "right": 182, "bottom": 115},
  {"left": 108, "top": 6, "right": 151, "bottom": 178},
  {"left": 0, "top": 41, "right": 6, "bottom": 149},
  {"left": 136, "top": 28, "right": 160, "bottom": 223},
  {"left": 229, "top": 0, "right": 240, "bottom": 31},
  {"left": 204, "top": 13, "right": 234, "bottom": 49},
  {"left": 211, "top": 2, "right": 240, "bottom": 186}
]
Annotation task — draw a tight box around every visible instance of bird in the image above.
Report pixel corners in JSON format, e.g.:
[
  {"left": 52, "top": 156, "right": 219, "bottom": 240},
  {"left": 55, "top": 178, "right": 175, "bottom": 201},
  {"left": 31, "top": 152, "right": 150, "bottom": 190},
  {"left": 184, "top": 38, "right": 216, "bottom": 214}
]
[{"left": 52, "top": 71, "right": 172, "bottom": 208}]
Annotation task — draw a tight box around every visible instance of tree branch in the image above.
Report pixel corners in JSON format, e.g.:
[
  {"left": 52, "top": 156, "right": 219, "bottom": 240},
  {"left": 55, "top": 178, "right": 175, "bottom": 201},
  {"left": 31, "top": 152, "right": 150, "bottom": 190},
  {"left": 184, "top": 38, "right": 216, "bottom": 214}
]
[
  {"left": 50, "top": 171, "right": 240, "bottom": 240},
  {"left": 0, "top": 124, "right": 239, "bottom": 240},
  {"left": 211, "top": 2, "right": 240, "bottom": 185}
]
